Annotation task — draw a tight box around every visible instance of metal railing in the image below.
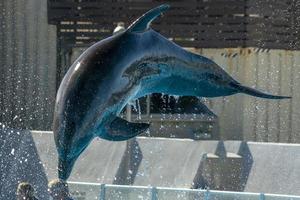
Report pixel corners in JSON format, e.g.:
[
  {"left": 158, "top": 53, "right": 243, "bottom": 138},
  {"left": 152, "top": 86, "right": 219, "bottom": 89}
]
[{"left": 68, "top": 182, "right": 300, "bottom": 200}]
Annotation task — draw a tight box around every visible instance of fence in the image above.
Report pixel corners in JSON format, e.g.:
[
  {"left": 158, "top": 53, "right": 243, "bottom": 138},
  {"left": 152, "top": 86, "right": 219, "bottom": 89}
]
[
  {"left": 48, "top": 0, "right": 300, "bottom": 50},
  {"left": 67, "top": 182, "right": 300, "bottom": 200}
]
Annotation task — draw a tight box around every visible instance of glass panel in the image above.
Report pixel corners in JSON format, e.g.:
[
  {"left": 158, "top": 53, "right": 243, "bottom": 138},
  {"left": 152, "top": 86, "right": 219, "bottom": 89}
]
[
  {"left": 105, "top": 186, "right": 151, "bottom": 200},
  {"left": 156, "top": 188, "right": 205, "bottom": 200},
  {"left": 264, "top": 194, "right": 300, "bottom": 200},
  {"left": 67, "top": 183, "right": 300, "bottom": 200},
  {"left": 207, "top": 191, "right": 259, "bottom": 200},
  {"left": 68, "top": 183, "right": 100, "bottom": 200}
]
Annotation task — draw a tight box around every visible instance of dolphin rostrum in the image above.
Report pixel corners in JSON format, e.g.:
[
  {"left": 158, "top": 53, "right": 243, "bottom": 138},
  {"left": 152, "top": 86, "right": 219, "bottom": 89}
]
[{"left": 53, "top": 4, "right": 290, "bottom": 180}]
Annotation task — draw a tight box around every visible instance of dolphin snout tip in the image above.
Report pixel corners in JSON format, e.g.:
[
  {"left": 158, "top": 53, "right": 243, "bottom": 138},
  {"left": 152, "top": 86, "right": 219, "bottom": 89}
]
[{"left": 58, "top": 158, "right": 76, "bottom": 181}]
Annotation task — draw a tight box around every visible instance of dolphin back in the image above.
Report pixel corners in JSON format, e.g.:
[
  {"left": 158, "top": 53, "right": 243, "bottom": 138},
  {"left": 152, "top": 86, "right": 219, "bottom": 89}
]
[{"left": 230, "top": 82, "right": 291, "bottom": 99}]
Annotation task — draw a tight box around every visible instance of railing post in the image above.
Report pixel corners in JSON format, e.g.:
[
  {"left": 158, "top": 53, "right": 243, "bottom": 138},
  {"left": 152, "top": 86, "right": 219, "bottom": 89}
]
[
  {"left": 150, "top": 187, "right": 157, "bottom": 200},
  {"left": 99, "top": 184, "right": 105, "bottom": 200},
  {"left": 204, "top": 189, "right": 210, "bottom": 200},
  {"left": 259, "top": 193, "right": 265, "bottom": 200}
]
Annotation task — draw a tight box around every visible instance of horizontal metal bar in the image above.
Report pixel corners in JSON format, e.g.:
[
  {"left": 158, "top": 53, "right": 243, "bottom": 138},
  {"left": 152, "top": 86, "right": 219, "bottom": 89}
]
[{"left": 67, "top": 181, "right": 300, "bottom": 199}]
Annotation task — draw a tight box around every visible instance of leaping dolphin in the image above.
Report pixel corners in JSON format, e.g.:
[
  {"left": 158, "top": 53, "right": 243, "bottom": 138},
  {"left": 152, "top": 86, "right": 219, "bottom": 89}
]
[{"left": 53, "top": 4, "right": 290, "bottom": 180}]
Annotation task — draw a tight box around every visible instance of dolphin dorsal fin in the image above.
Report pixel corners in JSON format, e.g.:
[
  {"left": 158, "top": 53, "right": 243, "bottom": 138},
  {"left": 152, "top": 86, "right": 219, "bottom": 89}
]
[{"left": 127, "top": 4, "right": 170, "bottom": 33}]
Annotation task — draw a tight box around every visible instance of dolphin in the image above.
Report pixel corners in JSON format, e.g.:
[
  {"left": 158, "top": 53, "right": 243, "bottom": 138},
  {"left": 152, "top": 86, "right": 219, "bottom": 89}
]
[{"left": 53, "top": 4, "right": 290, "bottom": 180}]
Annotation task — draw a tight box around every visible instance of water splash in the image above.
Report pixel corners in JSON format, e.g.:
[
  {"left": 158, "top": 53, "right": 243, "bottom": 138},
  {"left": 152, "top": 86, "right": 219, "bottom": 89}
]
[{"left": 136, "top": 99, "right": 141, "bottom": 120}]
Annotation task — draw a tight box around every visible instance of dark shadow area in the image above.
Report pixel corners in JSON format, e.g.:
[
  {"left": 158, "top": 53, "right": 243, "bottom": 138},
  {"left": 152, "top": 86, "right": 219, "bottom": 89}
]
[
  {"left": 113, "top": 138, "right": 143, "bottom": 185},
  {"left": 192, "top": 141, "right": 227, "bottom": 189},
  {"left": 237, "top": 141, "right": 253, "bottom": 191},
  {"left": 192, "top": 141, "right": 253, "bottom": 191},
  {"left": 150, "top": 94, "right": 216, "bottom": 117},
  {"left": 191, "top": 154, "right": 209, "bottom": 189},
  {"left": 0, "top": 127, "right": 49, "bottom": 199},
  {"left": 215, "top": 141, "right": 226, "bottom": 158}
]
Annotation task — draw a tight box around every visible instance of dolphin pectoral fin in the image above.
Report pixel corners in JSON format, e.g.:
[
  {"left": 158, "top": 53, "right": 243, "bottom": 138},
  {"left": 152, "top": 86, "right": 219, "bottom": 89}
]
[
  {"left": 127, "top": 4, "right": 170, "bottom": 33},
  {"left": 103, "top": 117, "right": 150, "bottom": 141},
  {"left": 230, "top": 82, "right": 291, "bottom": 99}
]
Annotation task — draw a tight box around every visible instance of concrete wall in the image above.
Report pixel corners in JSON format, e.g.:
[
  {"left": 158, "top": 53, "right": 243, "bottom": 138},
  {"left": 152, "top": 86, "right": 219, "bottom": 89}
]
[
  {"left": 2, "top": 129, "right": 298, "bottom": 198},
  {"left": 0, "top": 0, "right": 57, "bottom": 130}
]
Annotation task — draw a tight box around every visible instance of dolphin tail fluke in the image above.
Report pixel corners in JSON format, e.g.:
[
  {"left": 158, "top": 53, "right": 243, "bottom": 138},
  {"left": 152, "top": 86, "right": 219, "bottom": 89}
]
[
  {"left": 127, "top": 4, "right": 170, "bottom": 32},
  {"left": 58, "top": 158, "right": 70, "bottom": 180},
  {"left": 231, "top": 83, "right": 291, "bottom": 99},
  {"left": 101, "top": 117, "right": 150, "bottom": 141}
]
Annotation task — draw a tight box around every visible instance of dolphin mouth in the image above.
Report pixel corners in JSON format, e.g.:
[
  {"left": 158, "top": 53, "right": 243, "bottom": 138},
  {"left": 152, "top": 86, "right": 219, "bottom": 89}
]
[{"left": 58, "top": 157, "right": 76, "bottom": 181}]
